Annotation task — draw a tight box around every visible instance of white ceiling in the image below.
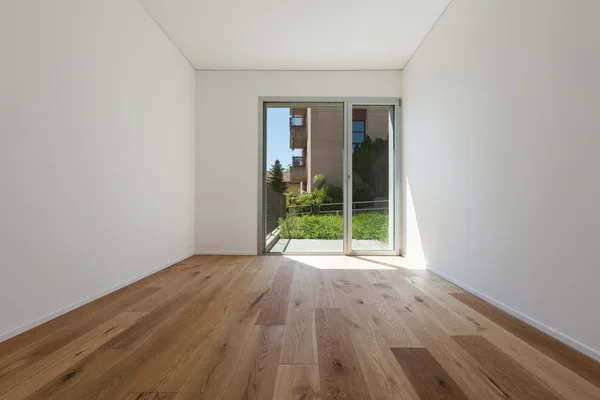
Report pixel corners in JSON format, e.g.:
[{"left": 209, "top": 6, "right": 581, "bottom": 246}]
[{"left": 138, "top": 0, "right": 450, "bottom": 70}]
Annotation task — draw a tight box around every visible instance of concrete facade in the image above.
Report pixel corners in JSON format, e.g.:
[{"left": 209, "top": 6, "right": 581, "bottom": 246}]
[{"left": 289, "top": 107, "right": 390, "bottom": 190}]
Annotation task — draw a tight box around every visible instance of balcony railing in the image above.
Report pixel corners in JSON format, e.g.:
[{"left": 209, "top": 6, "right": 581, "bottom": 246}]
[
  {"left": 292, "top": 156, "right": 306, "bottom": 167},
  {"left": 287, "top": 200, "right": 389, "bottom": 216}
]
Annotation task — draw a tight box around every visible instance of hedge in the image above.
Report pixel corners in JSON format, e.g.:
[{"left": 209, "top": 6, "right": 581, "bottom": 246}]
[{"left": 279, "top": 213, "right": 388, "bottom": 242}]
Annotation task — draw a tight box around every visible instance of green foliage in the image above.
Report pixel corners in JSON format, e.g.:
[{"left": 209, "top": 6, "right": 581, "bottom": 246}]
[
  {"left": 267, "top": 160, "right": 287, "bottom": 193},
  {"left": 279, "top": 214, "right": 343, "bottom": 239},
  {"left": 351, "top": 213, "right": 388, "bottom": 241},
  {"left": 279, "top": 213, "right": 388, "bottom": 241},
  {"left": 322, "top": 184, "right": 343, "bottom": 203},
  {"left": 313, "top": 174, "right": 326, "bottom": 189},
  {"left": 284, "top": 190, "right": 315, "bottom": 214},
  {"left": 352, "top": 185, "right": 375, "bottom": 202},
  {"left": 353, "top": 136, "right": 389, "bottom": 198},
  {"left": 285, "top": 174, "right": 344, "bottom": 215},
  {"left": 284, "top": 171, "right": 385, "bottom": 217}
]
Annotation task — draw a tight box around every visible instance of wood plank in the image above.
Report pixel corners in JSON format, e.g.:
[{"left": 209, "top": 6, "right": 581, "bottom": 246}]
[
  {"left": 0, "top": 261, "right": 176, "bottom": 359},
  {"left": 424, "top": 274, "right": 466, "bottom": 294},
  {"left": 384, "top": 296, "right": 507, "bottom": 399},
  {"left": 272, "top": 364, "right": 321, "bottom": 400},
  {"left": 124, "top": 393, "right": 176, "bottom": 400},
  {"left": 289, "top": 262, "right": 314, "bottom": 311},
  {"left": 371, "top": 277, "right": 473, "bottom": 337},
  {"left": 348, "top": 270, "right": 423, "bottom": 348},
  {"left": 130, "top": 272, "right": 200, "bottom": 313},
  {"left": 164, "top": 254, "right": 221, "bottom": 272},
  {"left": 49, "top": 296, "right": 213, "bottom": 399},
  {"left": 452, "top": 291, "right": 600, "bottom": 388},
  {"left": 280, "top": 263, "right": 318, "bottom": 364},
  {"left": 315, "top": 308, "right": 370, "bottom": 400},
  {"left": 0, "top": 286, "right": 157, "bottom": 381},
  {"left": 1, "top": 255, "right": 598, "bottom": 400},
  {"left": 99, "top": 287, "right": 234, "bottom": 398},
  {"left": 206, "top": 256, "right": 260, "bottom": 301},
  {"left": 326, "top": 269, "right": 419, "bottom": 399},
  {"left": 148, "top": 256, "right": 225, "bottom": 287},
  {"left": 368, "top": 294, "right": 423, "bottom": 348},
  {"left": 327, "top": 269, "right": 358, "bottom": 308},
  {"left": 279, "top": 307, "right": 318, "bottom": 364},
  {"left": 0, "top": 312, "right": 147, "bottom": 399},
  {"left": 133, "top": 298, "right": 230, "bottom": 393},
  {"left": 453, "top": 335, "right": 561, "bottom": 400},
  {"left": 391, "top": 348, "right": 470, "bottom": 400},
  {"left": 248, "top": 256, "right": 282, "bottom": 293},
  {"left": 343, "top": 307, "right": 420, "bottom": 400},
  {"left": 173, "top": 292, "right": 267, "bottom": 399},
  {"left": 221, "top": 325, "right": 284, "bottom": 400},
  {"left": 405, "top": 277, "right": 487, "bottom": 333},
  {"left": 100, "top": 288, "right": 197, "bottom": 349},
  {"left": 256, "top": 261, "right": 295, "bottom": 325},
  {"left": 408, "top": 275, "right": 600, "bottom": 400},
  {"left": 24, "top": 348, "right": 128, "bottom": 400},
  {"left": 311, "top": 268, "right": 335, "bottom": 308},
  {"left": 16, "top": 260, "right": 231, "bottom": 399}
]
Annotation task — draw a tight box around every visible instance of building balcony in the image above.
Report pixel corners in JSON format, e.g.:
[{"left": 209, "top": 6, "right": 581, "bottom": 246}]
[
  {"left": 290, "top": 115, "right": 305, "bottom": 127},
  {"left": 290, "top": 108, "right": 307, "bottom": 150},
  {"left": 290, "top": 126, "right": 307, "bottom": 149},
  {"left": 289, "top": 156, "right": 307, "bottom": 183},
  {"left": 292, "top": 156, "right": 306, "bottom": 167}
]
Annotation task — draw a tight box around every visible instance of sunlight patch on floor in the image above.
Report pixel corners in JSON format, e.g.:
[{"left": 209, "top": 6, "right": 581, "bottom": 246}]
[{"left": 283, "top": 255, "right": 426, "bottom": 271}]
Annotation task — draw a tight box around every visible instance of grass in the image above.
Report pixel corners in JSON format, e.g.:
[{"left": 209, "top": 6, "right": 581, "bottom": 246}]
[{"left": 279, "top": 213, "right": 388, "bottom": 242}]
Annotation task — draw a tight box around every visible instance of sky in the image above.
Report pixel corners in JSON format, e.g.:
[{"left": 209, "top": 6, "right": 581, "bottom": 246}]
[{"left": 266, "top": 107, "right": 300, "bottom": 171}]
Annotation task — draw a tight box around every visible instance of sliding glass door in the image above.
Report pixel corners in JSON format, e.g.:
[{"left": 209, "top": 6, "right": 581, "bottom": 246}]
[
  {"left": 263, "top": 102, "right": 346, "bottom": 253},
  {"left": 347, "top": 103, "right": 396, "bottom": 253},
  {"left": 261, "top": 99, "right": 399, "bottom": 255}
]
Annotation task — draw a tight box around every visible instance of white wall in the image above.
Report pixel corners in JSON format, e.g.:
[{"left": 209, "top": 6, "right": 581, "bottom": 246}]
[
  {"left": 195, "top": 71, "right": 401, "bottom": 254},
  {"left": 403, "top": 0, "right": 600, "bottom": 359},
  {"left": 0, "top": 1, "right": 195, "bottom": 341}
]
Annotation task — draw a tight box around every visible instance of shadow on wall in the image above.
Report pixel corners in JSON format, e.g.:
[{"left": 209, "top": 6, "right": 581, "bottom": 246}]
[{"left": 405, "top": 178, "right": 427, "bottom": 269}]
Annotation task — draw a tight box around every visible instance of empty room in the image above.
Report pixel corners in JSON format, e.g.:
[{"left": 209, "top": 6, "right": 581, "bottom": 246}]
[{"left": 1, "top": 1, "right": 599, "bottom": 399}]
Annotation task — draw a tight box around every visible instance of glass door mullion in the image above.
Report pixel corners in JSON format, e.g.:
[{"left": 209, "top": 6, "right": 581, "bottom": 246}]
[{"left": 343, "top": 100, "right": 352, "bottom": 255}]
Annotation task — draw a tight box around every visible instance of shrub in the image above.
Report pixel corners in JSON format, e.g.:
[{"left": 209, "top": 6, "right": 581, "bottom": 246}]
[
  {"left": 352, "top": 185, "right": 375, "bottom": 202},
  {"left": 279, "top": 213, "right": 388, "bottom": 241},
  {"left": 352, "top": 213, "right": 388, "bottom": 241},
  {"left": 285, "top": 181, "right": 343, "bottom": 215},
  {"left": 279, "top": 214, "right": 343, "bottom": 239}
]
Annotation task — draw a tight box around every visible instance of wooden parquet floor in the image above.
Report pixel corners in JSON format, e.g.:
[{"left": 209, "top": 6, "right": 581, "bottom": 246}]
[{"left": 1, "top": 255, "right": 599, "bottom": 399}]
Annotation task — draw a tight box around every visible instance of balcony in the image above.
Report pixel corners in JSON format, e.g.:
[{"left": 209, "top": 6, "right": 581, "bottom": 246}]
[
  {"left": 290, "top": 116, "right": 305, "bottom": 127},
  {"left": 289, "top": 156, "right": 307, "bottom": 183},
  {"left": 290, "top": 109, "right": 307, "bottom": 149},
  {"left": 292, "top": 156, "right": 306, "bottom": 167}
]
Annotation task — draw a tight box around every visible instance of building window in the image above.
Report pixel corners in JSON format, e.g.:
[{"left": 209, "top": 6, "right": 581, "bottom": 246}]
[
  {"left": 352, "top": 108, "right": 367, "bottom": 150},
  {"left": 290, "top": 108, "right": 306, "bottom": 127},
  {"left": 352, "top": 121, "right": 365, "bottom": 147},
  {"left": 352, "top": 108, "right": 367, "bottom": 149},
  {"left": 290, "top": 116, "right": 305, "bottom": 126}
]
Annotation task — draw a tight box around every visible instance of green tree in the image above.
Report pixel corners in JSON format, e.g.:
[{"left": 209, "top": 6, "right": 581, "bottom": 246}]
[
  {"left": 353, "top": 136, "right": 388, "bottom": 199},
  {"left": 267, "top": 159, "right": 288, "bottom": 193}
]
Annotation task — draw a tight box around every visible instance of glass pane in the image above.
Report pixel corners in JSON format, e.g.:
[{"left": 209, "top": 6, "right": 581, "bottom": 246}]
[
  {"left": 352, "top": 120, "right": 365, "bottom": 132},
  {"left": 351, "top": 105, "right": 394, "bottom": 251},
  {"left": 352, "top": 132, "right": 365, "bottom": 144},
  {"left": 264, "top": 103, "right": 345, "bottom": 253}
]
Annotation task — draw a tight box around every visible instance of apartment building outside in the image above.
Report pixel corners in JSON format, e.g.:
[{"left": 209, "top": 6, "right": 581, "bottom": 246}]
[{"left": 289, "top": 107, "right": 390, "bottom": 192}]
